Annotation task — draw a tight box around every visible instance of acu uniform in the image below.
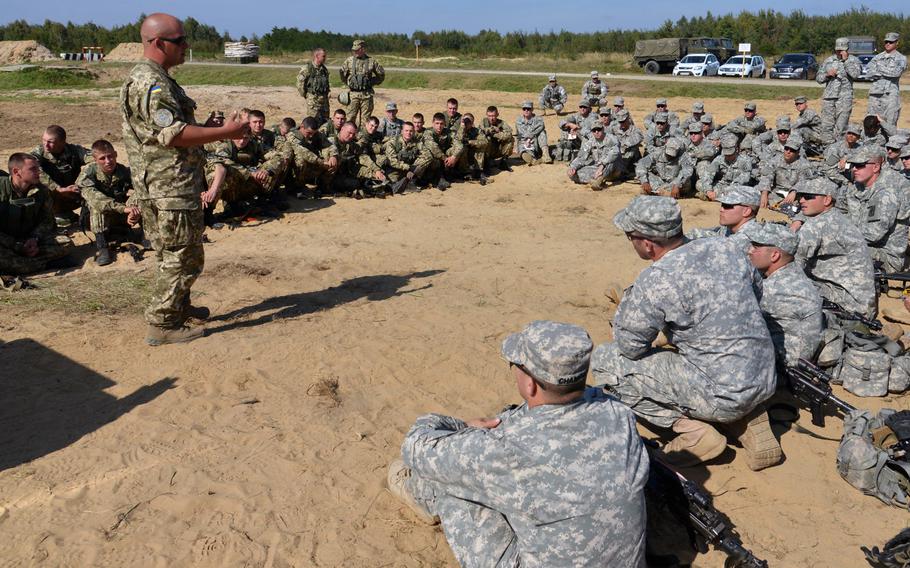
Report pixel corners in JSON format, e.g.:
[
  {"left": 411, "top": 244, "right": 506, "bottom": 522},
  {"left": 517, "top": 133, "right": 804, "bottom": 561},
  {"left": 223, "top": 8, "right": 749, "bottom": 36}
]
[
  {"left": 817, "top": 41, "right": 861, "bottom": 141},
  {"left": 555, "top": 106, "right": 598, "bottom": 162},
  {"left": 581, "top": 73, "right": 608, "bottom": 110},
  {"left": 296, "top": 60, "right": 331, "bottom": 125},
  {"left": 515, "top": 104, "right": 552, "bottom": 163},
  {"left": 866, "top": 33, "right": 907, "bottom": 126},
  {"left": 0, "top": 175, "right": 73, "bottom": 274},
  {"left": 569, "top": 126, "right": 621, "bottom": 190},
  {"left": 636, "top": 139, "right": 694, "bottom": 196},
  {"left": 538, "top": 77, "right": 568, "bottom": 114}
]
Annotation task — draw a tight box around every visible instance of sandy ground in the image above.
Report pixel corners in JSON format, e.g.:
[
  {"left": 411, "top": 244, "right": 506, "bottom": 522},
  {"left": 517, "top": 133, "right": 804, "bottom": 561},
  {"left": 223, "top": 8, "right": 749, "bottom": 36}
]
[{"left": 1, "top": 85, "right": 910, "bottom": 567}]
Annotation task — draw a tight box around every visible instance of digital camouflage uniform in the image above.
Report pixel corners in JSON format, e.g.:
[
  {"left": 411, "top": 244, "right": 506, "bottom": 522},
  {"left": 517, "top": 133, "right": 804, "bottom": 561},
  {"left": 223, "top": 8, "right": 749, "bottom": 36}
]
[
  {"left": 457, "top": 124, "right": 489, "bottom": 175},
  {"left": 817, "top": 53, "right": 861, "bottom": 140},
  {"left": 723, "top": 112, "right": 767, "bottom": 139},
  {"left": 866, "top": 44, "right": 907, "bottom": 126},
  {"left": 76, "top": 162, "right": 136, "bottom": 233},
  {"left": 555, "top": 109, "right": 598, "bottom": 162},
  {"left": 120, "top": 59, "right": 206, "bottom": 329},
  {"left": 250, "top": 129, "right": 291, "bottom": 185},
  {"left": 569, "top": 129, "right": 621, "bottom": 189},
  {"left": 332, "top": 136, "right": 383, "bottom": 192},
  {"left": 296, "top": 60, "right": 331, "bottom": 125},
  {"left": 822, "top": 136, "right": 862, "bottom": 187},
  {"left": 635, "top": 141, "right": 694, "bottom": 195},
  {"left": 29, "top": 142, "right": 91, "bottom": 193},
  {"left": 643, "top": 111, "right": 681, "bottom": 132},
  {"left": 593, "top": 233, "right": 776, "bottom": 428},
  {"left": 685, "top": 218, "right": 758, "bottom": 256},
  {"left": 339, "top": 53, "right": 385, "bottom": 127},
  {"left": 204, "top": 139, "right": 285, "bottom": 205},
  {"left": 581, "top": 79, "right": 608, "bottom": 110},
  {"left": 685, "top": 130, "right": 720, "bottom": 188},
  {"left": 383, "top": 135, "right": 427, "bottom": 183},
  {"left": 700, "top": 151, "right": 755, "bottom": 198},
  {"left": 538, "top": 82, "right": 568, "bottom": 113},
  {"left": 643, "top": 122, "right": 684, "bottom": 156},
  {"left": 480, "top": 117, "right": 514, "bottom": 165},
  {"left": 0, "top": 175, "right": 72, "bottom": 274},
  {"left": 377, "top": 116, "right": 404, "bottom": 141},
  {"left": 796, "top": 207, "right": 877, "bottom": 317},
  {"left": 286, "top": 129, "right": 337, "bottom": 192},
  {"left": 760, "top": 260, "right": 824, "bottom": 368},
  {"left": 844, "top": 167, "right": 910, "bottom": 272},
  {"left": 515, "top": 113, "right": 551, "bottom": 163},
  {"left": 611, "top": 117, "right": 644, "bottom": 177},
  {"left": 413, "top": 127, "right": 464, "bottom": 183},
  {"left": 357, "top": 127, "right": 388, "bottom": 168},
  {"left": 758, "top": 152, "right": 816, "bottom": 205},
  {"left": 794, "top": 104, "right": 827, "bottom": 149}
]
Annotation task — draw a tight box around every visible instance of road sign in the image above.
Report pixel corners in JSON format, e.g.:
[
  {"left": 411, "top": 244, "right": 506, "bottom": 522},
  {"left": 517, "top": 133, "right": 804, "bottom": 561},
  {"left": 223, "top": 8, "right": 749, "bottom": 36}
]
[
  {"left": 414, "top": 39, "right": 421, "bottom": 47},
  {"left": 738, "top": 43, "right": 751, "bottom": 52}
]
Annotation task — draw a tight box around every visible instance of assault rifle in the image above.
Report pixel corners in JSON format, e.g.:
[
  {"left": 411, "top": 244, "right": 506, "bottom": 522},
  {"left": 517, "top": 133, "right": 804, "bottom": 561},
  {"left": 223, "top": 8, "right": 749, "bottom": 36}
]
[
  {"left": 874, "top": 269, "right": 910, "bottom": 297},
  {"left": 647, "top": 445, "right": 769, "bottom": 568},
  {"left": 821, "top": 299, "right": 883, "bottom": 331},
  {"left": 786, "top": 358, "right": 856, "bottom": 427}
]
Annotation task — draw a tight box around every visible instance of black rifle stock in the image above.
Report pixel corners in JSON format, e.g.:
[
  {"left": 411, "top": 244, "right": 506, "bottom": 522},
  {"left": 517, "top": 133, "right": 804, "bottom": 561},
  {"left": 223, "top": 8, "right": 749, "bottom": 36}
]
[
  {"left": 821, "top": 299, "right": 883, "bottom": 331},
  {"left": 875, "top": 270, "right": 910, "bottom": 296},
  {"left": 786, "top": 358, "right": 856, "bottom": 427}
]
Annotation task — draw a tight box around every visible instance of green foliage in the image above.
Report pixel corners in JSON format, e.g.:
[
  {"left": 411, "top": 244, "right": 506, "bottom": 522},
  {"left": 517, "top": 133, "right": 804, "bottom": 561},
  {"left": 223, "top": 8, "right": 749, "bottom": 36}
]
[{"left": 0, "top": 67, "right": 98, "bottom": 90}]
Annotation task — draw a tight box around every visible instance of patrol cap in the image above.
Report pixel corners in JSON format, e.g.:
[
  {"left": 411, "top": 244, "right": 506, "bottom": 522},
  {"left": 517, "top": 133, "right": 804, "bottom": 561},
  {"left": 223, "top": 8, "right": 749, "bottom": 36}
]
[
  {"left": 692, "top": 101, "right": 705, "bottom": 112},
  {"left": 721, "top": 134, "right": 739, "bottom": 155},
  {"left": 656, "top": 98, "right": 668, "bottom": 106},
  {"left": 885, "top": 32, "right": 900, "bottom": 43},
  {"left": 654, "top": 112, "right": 669, "bottom": 123},
  {"left": 548, "top": 74, "right": 557, "bottom": 81},
  {"left": 590, "top": 70, "right": 599, "bottom": 77},
  {"left": 718, "top": 185, "right": 761, "bottom": 207},
  {"left": 794, "top": 96, "right": 808, "bottom": 104},
  {"left": 599, "top": 107, "right": 612, "bottom": 116},
  {"left": 521, "top": 100, "right": 534, "bottom": 109},
  {"left": 749, "top": 223, "right": 798, "bottom": 256},
  {"left": 501, "top": 320, "right": 593, "bottom": 386},
  {"left": 613, "top": 96, "right": 625, "bottom": 106},
  {"left": 614, "top": 109, "right": 630, "bottom": 122},
  {"left": 212, "top": 110, "right": 225, "bottom": 119},
  {"left": 591, "top": 123, "right": 605, "bottom": 131},
  {"left": 846, "top": 145, "right": 884, "bottom": 164},
  {"left": 664, "top": 138, "right": 684, "bottom": 157},
  {"left": 613, "top": 195, "right": 683, "bottom": 239},
  {"left": 700, "top": 113, "right": 714, "bottom": 125},
  {"left": 578, "top": 99, "right": 591, "bottom": 108},
  {"left": 351, "top": 39, "right": 365, "bottom": 50},
  {"left": 776, "top": 116, "right": 792, "bottom": 131},
  {"left": 783, "top": 138, "right": 801, "bottom": 151},
  {"left": 744, "top": 101, "right": 757, "bottom": 111},
  {"left": 885, "top": 136, "right": 908, "bottom": 150},
  {"left": 901, "top": 145, "right": 910, "bottom": 158},
  {"left": 385, "top": 102, "right": 398, "bottom": 111},
  {"left": 796, "top": 177, "right": 838, "bottom": 197},
  {"left": 845, "top": 123, "right": 862, "bottom": 136},
  {"left": 835, "top": 37, "right": 850, "bottom": 51},
  {"left": 687, "top": 122, "right": 702, "bottom": 133}
]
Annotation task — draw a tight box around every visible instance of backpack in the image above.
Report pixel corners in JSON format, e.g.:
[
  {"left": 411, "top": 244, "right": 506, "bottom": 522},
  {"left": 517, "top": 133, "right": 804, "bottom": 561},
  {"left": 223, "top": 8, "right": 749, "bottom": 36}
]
[{"left": 837, "top": 409, "right": 910, "bottom": 508}]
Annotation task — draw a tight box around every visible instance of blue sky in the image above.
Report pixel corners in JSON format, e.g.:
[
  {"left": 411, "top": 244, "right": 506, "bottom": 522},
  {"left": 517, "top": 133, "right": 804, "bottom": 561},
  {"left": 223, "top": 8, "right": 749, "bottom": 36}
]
[{"left": 3, "top": 1, "right": 908, "bottom": 37}]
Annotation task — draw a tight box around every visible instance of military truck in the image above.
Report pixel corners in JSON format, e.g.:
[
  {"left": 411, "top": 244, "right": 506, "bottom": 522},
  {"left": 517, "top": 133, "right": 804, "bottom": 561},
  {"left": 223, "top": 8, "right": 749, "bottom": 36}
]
[{"left": 634, "top": 37, "right": 736, "bottom": 74}]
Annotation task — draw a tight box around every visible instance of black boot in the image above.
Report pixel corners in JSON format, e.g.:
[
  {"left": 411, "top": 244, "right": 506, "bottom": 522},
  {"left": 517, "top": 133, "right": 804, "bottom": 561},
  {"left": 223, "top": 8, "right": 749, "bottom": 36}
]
[{"left": 95, "top": 232, "right": 113, "bottom": 266}]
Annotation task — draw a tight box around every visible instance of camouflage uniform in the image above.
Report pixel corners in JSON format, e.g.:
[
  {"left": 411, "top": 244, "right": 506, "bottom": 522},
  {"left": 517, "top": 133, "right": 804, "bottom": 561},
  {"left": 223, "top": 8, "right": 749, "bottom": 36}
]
[
  {"left": 29, "top": 142, "right": 91, "bottom": 193},
  {"left": 685, "top": 127, "right": 719, "bottom": 188},
  {"left": 0, "top": 175, "right": 72, "bottom": 274},
  {"left": 383, "top": 135, "right": 427, "bottom": 183},
  {"left": 555, "top": 108, "right": 598, "bottom": 162},
  {"left": 758, "top": 150, "right": 816, "bottom": 205},
  {"left": 751, "top": 119, "right": 804, "bottom": 162},
  {"left": 339, "top": 49, "right": 385, "bottom": 127},
  {"left": 760, "top": 261, "right": 824, "bottom": 367},
  {"left": 635, "top": 140, "right": 694, "bottom": 195},
  {"left": 479, "top": 117, "right": 514, "bottom": 164},
  {"left": 700, "top": 147, "right": 755, "bottom": 198},
  {"left": 844, "top": 166, "right": 910, "bottom": 272},
  {"left": 866, "top": 35, "right": 907, "bottom": 126},
  {"left": 680, "top": 101, "right": 705, "bottom": 132},
  {"left": 569, "top": 128, "right": 621, "bottom": 189},
  {"left": 594, "top": 197, "right": 776, "bottom": 428},
  {"left": 515, "top": 110, "right": 551, "bottom": 163},
  {"left": 120, "top": 59, "right": 206, "bottom": 329},
  {"left": 793, "top": 100, "right": 827, "bottom": 149},
  {"left": 723, "top": 109, "right": 767, "bottom": 139},
  {"left": 581, "top": 77, "right": 608, "bottom": 110},
  {"left": 357, "top": 127, "right": 387, "bottom": 167},
  {"left": 538, "top": 81, "right": 568, "bottom": 113},
  {"left": 414, "top": 128, "right": 464, "bottom": 183},
  {"left": 400, "top": 321, "right": 649, "bottom": 568},
  {"left": 319, "top": 120, "right": 340, "bottom": 144},
  {"left": 296, "top": 60, "right": 331, "bottom": 125},
  {"left": 251, "top": 130, "right": 291, "bottom": 183},
  {"left": 822, "top": 131, "right": 862, "bottom": 187},
  {"left": 643, "top": 110, "right": 681, "bottom": 132},
  {"left": 643, "top": 118, "right": 683, "bottom": 155},
  {"left": 456, "top": 124, "right": 489, "bottom": 176},
  {"left": 796, "top": 202, "right": 877, "bottom": 317},
  {"left": 332, "top": 136, "right": 383, "bottom": 193},
  {"left": 685, "top": 186, "right": 760, "bottom": 253},
  {"left": 377, "top": 117, "right": 404, "bottom": 141},
  {"left": 817, "top": 50, "right": 861, "bottom": 140},
  {"left": 286, "top": 130, "right": 337, "bottom": 192},
  {"left": 204, "top": 139, "right": 284, "bottom": 204},
  {"left": 76, "top": 163, "right": 136, "bottom": 233},
  {"left": 610, "top": 113, "right": 644, "bottom": 177}
]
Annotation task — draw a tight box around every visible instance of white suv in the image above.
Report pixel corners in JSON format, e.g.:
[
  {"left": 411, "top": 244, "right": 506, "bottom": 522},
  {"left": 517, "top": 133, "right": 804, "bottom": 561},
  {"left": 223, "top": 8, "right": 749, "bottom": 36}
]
[
  {"left": 672, "top": 54, "right": 720, "bottom": 77},
  {"left": 718, "top": 55, "right": 766, "bottom": 78}
]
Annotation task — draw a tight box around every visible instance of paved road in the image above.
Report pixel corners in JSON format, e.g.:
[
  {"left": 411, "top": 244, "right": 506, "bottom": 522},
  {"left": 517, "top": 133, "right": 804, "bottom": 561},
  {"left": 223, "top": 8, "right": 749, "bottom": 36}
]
[{"left": 185, "top": 61, "right": 908, "bottom": 91}]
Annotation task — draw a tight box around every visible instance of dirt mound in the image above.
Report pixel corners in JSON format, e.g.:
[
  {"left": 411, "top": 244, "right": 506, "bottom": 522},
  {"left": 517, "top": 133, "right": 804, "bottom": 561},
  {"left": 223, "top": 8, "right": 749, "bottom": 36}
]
[
  {"left": 105, "top": 43, "right": 144, "bottom": 62},
  {"left": 0, "top": 40, "right": 55, "bottom": 64}
]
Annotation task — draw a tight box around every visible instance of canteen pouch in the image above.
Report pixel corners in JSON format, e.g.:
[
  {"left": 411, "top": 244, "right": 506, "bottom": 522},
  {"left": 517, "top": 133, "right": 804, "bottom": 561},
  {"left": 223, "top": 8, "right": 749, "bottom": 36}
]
[
  {"left": 840, "top": 348, "right": 891, "bottom": 397},
  {"left": 889, "top": 354, "right": 910, "bottom": 394},
  {"left": 838, "top": 409, "right": 910, "bottom": 509}
]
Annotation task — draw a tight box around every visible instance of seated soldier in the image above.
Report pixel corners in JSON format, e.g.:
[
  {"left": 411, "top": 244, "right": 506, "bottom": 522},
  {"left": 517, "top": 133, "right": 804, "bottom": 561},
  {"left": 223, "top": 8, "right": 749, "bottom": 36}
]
[
  {"left": 286, "top": 117, "right": 338, "bottom": 198},
  {"left": 411, "top": 112, "right": 426, "bottom": 143},
  {"left": 566, "top": 123, "right": 621, "bottom": 191},
  {"left": 319, "top": 108, "right": 347, "bottom": 143},
  {"left": 611, "top": 96, "right": 633, "bottom": 123},
  {"left": 208, "top": 110, "right": 226, "bottom": 127},
  {"left": 202, "top": 133, "right": 285, "bottom": 218},
  {"left": 861, "top": 114, "right": 895, "bottom": 149},
  {"left": 443, "top": 98, "right": 462, "bottom": 133},
  {"left": 0, "top": 153, "right": 74, "bottom": 275},
  {"left": 390, "top": 320, "right": 649, "bottom": 567},
  {"left": 610, "top": 109, "right": 643, "bottom": 179},
  {"left": 643, "top": 112, "right": 683, "bottom": 155},
  {"left": 413, "top": 112, "right": 463, "bottom": 191},
  {"left": 724, "top": 101, "right": 768, "bottom": 139},
  {"left": 843, "top": 145, "right": 910, "bottom": 272},
  {"left": 752, "top": 117, "right": 804, "bottom": 162},
  {"left": 757, "top": 138, "right": 815, "bottom": 208},
  {"left": 701, "top": 113, "right": 723, "bottom": 142},
  {"left": 515, "top": 101, "right": 552, "bottom": 165},
  {"left": 377, "top": 102, "right": 404, "bottom": 141},
  {"left": 538, "top": 74, "right": 568, "bottom": 115},
  {"left": 794, "top": 177, "right": 877, "bottom": 317},
  {"left": 885, "top": 135, "right": 908, "bottom": 172},
  {"left": 357, "top": 116, "right": 387, "bottom": 167},
  {"left": 554, "top": 100, "right": 597, "bottom": 162},
  {"left": 593, "top": 107, "right": 613, "bottom": 139},
  {"left": 680, "top": 100, "right": 706, "bottom": 132},
  {"left": 248, "top": 109, "right": 291, "bottom": 207},
  {"left": 636, "top": 138, "right": 694, "bottom": 199},
  {"left": 685, "top": 122, "right": 719, "bottom": 190},
  {"left": 332, "top": 121, "right": 388, "bottom": 198},
  {"left": 581, "top": 70, "right": 609, "bottom": 110},
  {"left": 479, "top": 106, "right": 513, "bottom": 173},
  {"left": 699, "top": 134, "right": 755, "bottom": 201},
  {"left": 686, "top": 185, "right": 760, "bottom": 253},
  {"left": 822, "top": 123, "right": 863, "bottom": 187},
  {"left": 643, "top": 98, "right": 680, "bottom": 131},
  {"left": 275, "top": 117, "right": 296, "bottom": 138},
  {"left": 747, "top": 223, "right": 824, "bottom": 368},
  {"left": 77, "top": 140, "right": 141, "bottom": 266},
  {"left": 593, "top": 196, "right": 781, "bottom": 470},
  {"left": 456, "top": 114, "right": 489, "bottom": 185},
  {"left": 793, "top": 96, "right": 826, "bottom": 154},
  {"left": 30, "top": 124, "right": 91, "bottom": 224},
  {"left": 383, "top": 121, "right": 429, "bottom": 193}
]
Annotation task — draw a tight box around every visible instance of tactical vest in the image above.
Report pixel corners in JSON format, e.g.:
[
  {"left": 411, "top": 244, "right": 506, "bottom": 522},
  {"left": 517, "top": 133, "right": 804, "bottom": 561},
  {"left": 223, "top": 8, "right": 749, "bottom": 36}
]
[
  {"left": 37, "top": 148, "right": 82, "bottom": 187},
  {"left": 347, "top": 58, "right": 373, "bottom": 92},
  {"left": 838, "top": 409, "right": 910, "bottom": 508},
  {"left": 395, "top": 141, "right": 420, "bottom": 164},
  {"left": 0, "top": 184, "right": 49, "bottom": 240},
  {"left": 583, "top": 82, "right": 600, "bottom": 96},
  {"left": 310, "top": 66, "right": 329, "bottom": 95}
]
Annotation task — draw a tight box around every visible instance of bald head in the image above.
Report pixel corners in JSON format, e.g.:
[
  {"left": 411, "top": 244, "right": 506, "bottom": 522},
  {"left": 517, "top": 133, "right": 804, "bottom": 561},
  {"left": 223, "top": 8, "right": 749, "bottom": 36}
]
[
  {"left": 140, "top": 13, "right": 181, "bottom": 42},
  {"left": 140, "top": 13, "right": 187, "bottom": 69}
]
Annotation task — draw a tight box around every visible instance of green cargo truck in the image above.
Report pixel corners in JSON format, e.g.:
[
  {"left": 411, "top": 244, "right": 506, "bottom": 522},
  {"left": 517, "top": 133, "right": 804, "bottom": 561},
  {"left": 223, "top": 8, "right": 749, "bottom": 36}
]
[{"left": 634, "top": 37, "right": 736, "bottom": 74}]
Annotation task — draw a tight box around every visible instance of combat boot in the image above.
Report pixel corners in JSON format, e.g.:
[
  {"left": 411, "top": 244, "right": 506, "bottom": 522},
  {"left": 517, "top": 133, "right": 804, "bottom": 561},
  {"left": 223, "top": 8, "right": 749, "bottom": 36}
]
[
  {"left": 734, "top": 406, "right": 783, "bottom": 471},
  {"left": 184, "top": 304, "right": 211, "bottom": 321},
  {"left": 541, "top": 146, "right": 554, "bottom": 164},
  {"left": 661, "top": 418, "right": 727, "bottom": 468},
  {"left": 145, "top": 324, "right": 204, "bottom": 346},
  {"left": 435, "top": 178, "right": 450, "bottom": 191},
  {"left": 94, "top": 232, "right": 114, "bottom": 266},
  {"left": 386, "top": 459, "right": 439, "bottom": 525},
  {"left": 499, "top": 158, "right": 513, "bottom": 172},
  {"left": 520, "top": 152, "right": 535, "bottom": 165},
  {"left": 391, "top": 178, "right": 410, "bottom": 194}
]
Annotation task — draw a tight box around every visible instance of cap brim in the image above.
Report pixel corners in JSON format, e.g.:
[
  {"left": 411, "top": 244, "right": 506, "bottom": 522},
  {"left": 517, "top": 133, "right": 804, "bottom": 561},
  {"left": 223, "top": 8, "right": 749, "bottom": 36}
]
[{"left": 613, "top": 209, "right": 635, "bottom": 233}]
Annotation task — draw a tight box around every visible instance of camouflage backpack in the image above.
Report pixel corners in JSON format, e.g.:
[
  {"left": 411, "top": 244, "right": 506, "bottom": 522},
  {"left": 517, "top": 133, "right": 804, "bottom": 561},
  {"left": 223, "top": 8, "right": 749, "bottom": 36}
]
[{"left": 837, "top": 409, "right": 910, "bottom": 508}]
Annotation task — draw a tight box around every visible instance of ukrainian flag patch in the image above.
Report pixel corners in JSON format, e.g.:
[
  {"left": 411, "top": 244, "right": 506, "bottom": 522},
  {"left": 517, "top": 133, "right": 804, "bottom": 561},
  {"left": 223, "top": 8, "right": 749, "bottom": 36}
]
[{"left": 150, "top": 85, "right": 162, "bottom": 94}]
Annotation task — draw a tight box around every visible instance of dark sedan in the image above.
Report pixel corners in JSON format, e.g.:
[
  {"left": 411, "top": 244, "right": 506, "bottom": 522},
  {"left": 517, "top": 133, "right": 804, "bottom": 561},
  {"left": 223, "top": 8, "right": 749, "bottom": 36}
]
[
  {"left": 769, "top": 53, "right": 818, "bottom": 80},
  {"left": 857, "top": 54, "right": 875, "bottom": 81}
]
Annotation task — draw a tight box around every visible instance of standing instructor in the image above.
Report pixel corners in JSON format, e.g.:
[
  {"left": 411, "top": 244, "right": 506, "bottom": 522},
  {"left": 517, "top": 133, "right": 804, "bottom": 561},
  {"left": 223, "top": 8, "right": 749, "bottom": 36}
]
[{"left": 120, "top": 13, "right": 247, "bottom": 345}]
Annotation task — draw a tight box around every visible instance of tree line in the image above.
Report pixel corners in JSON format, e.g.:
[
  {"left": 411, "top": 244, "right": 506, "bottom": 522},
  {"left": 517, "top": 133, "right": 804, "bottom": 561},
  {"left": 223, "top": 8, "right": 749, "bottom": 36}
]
[{"left": 0, "top": 8, "right": 907, "bottom": 57}]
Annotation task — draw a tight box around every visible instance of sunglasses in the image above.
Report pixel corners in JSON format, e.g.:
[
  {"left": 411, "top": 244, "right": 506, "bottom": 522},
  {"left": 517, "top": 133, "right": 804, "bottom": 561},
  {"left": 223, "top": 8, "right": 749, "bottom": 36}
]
[
  {"left": 720, "top": 203, "right": 739, "bottom": 210},
  {"left": 885, "top": 40, "right": 896, "bottom": 44},
  {"left": 155, "top": 36, "right": 187, "bottom": 45},
  {"left": 796, "top": 193, "right": 820, "bottom": 200}
]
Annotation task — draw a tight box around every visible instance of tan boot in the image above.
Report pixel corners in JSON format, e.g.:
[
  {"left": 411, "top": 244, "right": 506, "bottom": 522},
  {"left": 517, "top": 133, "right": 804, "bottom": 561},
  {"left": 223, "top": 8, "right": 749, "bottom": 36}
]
[
  {"left": 661, "top": 418, "right": 727, "bottom": 467},
  {"left": 520, "top": 152, "right": 535, "bottom": 164},
  {"left": 386, "top": 459, "right": 439, "bottom": 525},
  {"left": 737, "top": 407, "right": 783, "bottom": 471},
  {"left": 541, "top": 146, "right": 554, "bottom": 164},
  {"left": 145, "top": 324, "right": 204, "bottom": 346}
]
